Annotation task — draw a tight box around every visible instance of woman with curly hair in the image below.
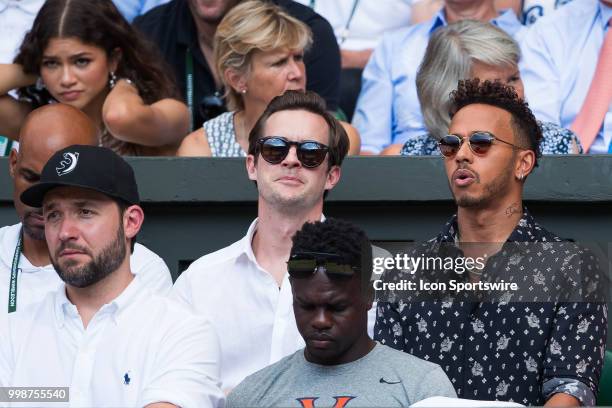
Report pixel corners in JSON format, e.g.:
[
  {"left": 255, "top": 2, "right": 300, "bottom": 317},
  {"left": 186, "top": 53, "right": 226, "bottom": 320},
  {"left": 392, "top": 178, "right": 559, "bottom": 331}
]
[{"left": 0, "top": 0, "right": 189, "bottom": 156}]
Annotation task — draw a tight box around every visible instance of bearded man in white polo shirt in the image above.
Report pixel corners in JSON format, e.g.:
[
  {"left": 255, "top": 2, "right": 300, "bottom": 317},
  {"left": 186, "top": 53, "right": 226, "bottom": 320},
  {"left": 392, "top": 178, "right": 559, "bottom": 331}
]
[
  {"left": 1, "top": 104, "right": 172, "bottom": 315},
  {"left": 172, "top": 91, "right": 349, "bottom": 392},
  {"left": 0, "top": 145, "right": 224, "bottom": 408}
]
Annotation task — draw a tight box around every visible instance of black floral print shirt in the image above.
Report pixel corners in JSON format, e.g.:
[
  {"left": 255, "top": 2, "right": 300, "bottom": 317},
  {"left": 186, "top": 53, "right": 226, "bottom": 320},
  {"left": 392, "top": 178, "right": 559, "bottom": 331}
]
[{"left": 374, "top": 210, "right": 607, "bottom": 406}]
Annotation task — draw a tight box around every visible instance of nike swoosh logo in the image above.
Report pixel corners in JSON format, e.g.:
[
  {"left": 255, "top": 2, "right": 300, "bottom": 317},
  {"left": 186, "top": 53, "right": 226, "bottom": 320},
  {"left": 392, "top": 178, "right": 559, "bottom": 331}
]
[{"left": 380, "top": 377, "right": 402, "bottom": 384}]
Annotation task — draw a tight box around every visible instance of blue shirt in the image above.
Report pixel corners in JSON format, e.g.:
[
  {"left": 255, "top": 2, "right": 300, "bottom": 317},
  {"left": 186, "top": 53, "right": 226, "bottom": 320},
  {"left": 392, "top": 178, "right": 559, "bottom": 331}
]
[
  {"left": 352, "top": 9, "right": 524, "bottom": 154},
  {"left": 112, "top": 0, "right": 169, "bottom": 22},
  {"left": 520, "top": 0, "right": 612, "bottom": 153}
]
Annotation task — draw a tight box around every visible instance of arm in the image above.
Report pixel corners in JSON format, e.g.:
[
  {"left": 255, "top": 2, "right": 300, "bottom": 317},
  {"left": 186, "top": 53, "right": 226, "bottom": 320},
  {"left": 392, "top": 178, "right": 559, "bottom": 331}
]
[
  {"left": 341, "top": 49, "right": 373, "bottom": 70},
  {"left": 177, "top": 128, "right": 213, "bottom": 157},
  {"left": 0, "top": 64, "right": 36, "bottom": 140},
  {"left": 352, "top": 35, "right": 395, "bottom": 154},
  {"left": 139, "top": 315, "right": 225, "bottom": 408},
  {"left": 380, "top": 143, "right": 404, "bottom": 156},
  {"left": 413, "top": 366, "right": 457, "bottom": 402},
  {"left": 541, "top": 302, "right": 607, "bottom": 406},
  {"left": 543, "top": 393, "right": 580, "bottom": 407},
  {"left": 102, "top": 79, "right": 190, "bottom": 147},
  {"left": 339, "top": 121, "right": 361, "bottom": 155},
  {"left": 0, "top": 315, "right": 12, "bottom": 387}
]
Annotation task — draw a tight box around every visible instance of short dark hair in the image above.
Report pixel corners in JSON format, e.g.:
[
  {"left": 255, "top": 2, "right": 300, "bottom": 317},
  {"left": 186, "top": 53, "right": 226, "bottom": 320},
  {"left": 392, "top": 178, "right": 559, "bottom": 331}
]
[
  {"left": 290, "top": 218, "right": 372, "bottom": 294},
  {"left": 113, "top": 198, "right": 136, "bottom": 254},
  {"left": 449, "top": 79, "right": 542, "bottom": 167},
  {"left": 248, "top": 90, "right": 350, "bottom": 170}
]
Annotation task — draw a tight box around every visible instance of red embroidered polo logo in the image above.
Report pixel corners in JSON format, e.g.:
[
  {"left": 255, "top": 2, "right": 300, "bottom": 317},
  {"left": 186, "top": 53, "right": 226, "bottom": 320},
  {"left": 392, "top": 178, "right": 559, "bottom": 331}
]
[{"left": 296, "top": 396, "right": 355, "bottom": 408}]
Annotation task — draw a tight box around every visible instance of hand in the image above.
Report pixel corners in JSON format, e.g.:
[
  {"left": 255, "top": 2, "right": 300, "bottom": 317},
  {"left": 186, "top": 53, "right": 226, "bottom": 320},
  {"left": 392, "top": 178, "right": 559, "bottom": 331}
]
[
  {"left": 341, "top": 49, "right": 373, "bottom": 69},
  {"left": 544, "top": 393, "right": 581, "bottom": 407}
]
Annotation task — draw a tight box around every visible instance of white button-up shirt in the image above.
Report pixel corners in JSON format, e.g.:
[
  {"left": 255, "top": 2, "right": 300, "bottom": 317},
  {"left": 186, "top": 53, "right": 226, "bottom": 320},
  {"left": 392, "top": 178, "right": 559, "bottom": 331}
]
[
  {"left": 173, "top": 218, "right": 378, "bottom": 391},
  {"left": 0, "top": 223, "right": 173, "bottom": 315},
  {"left": 172, "top": 219, "right": 304, "bottom": 391},
  {"left": 0, "top": 274, "right": 225, "bottom": 408}
]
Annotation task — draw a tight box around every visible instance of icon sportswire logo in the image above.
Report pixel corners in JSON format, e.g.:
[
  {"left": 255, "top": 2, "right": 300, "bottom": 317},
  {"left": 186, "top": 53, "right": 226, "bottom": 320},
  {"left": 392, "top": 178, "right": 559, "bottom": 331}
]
[{"left": 56, "top": 152, "right": 79, "bottom": 176}]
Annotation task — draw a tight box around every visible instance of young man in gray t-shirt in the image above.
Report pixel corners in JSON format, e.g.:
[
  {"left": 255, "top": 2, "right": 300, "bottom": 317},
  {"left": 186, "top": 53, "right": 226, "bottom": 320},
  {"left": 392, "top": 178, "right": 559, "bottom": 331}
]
[{"left": 228, "top": 219, "right": 456, "bottom": 407}]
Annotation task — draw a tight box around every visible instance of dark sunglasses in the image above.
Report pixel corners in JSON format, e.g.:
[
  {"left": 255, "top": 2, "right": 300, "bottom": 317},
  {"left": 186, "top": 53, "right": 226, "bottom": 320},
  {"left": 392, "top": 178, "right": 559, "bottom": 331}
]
[
  {"left": 257, "top": 137, "right": 329, "bottom": 168},
  {"left": 199, "top": 92, "right": 226, "bottom": 120},
  {"left": 438, "top": 131, "right": 524, "bottom": 157},
  {"left": 287, "top": 251, "right": 357, "bottom": 279}
]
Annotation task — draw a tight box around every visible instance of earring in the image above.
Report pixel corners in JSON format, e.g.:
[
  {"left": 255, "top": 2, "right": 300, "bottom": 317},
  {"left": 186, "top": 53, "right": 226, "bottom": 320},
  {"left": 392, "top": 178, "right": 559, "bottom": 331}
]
[
  {"left": 240, "top": 88, "right": 247, "bottom": 94},
  {"left": 109, "top": 71, "right": 118, "bottom": 89},
  {"left": 35, "top": 77, "right": 46, "bottom": 90},
  {"left": 517, "top": 171, "right": 524, "bottom": 181}
]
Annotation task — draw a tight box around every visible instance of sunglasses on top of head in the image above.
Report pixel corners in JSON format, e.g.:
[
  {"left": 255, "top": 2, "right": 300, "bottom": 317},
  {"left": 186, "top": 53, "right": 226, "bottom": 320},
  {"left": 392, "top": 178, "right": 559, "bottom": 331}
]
[
  {"left": 438, "top": 131, "right": 525, "bottom": 157},
  {"left": 287, "top": 251, "right": 357, "bottom": 279},
  {"left": 257, "top": 137, "right": 329, "bottom": 168}
]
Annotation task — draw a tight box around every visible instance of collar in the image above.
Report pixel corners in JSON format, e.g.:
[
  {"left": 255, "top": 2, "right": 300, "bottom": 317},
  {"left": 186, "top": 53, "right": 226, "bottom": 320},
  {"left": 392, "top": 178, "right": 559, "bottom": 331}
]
[
  {"left": 491, "top": 9, "right": 523, "bottom": 39},
  {"left": 241, "top": 218, "right": 263, "bottom": 268},
  {"left": 600, "top": 1, "right": 612, "bottom": 29},
  {"left": 54, "top": 273, "right": 144, "bottom": 329},
  {"left": 437, "top": 207, "right": 543, "bottom": 244},
  {"left": 0, "top": 0, "right": 43, "bottom": 15},
  {"left": 239, "top": 214, "right": 327, "bottom": 273},
  {"left": 428, "top": 9, "right": 447, "bottom": 34},
  {"left": 428, "top": 8, "right": 522, "bottom": 38}
]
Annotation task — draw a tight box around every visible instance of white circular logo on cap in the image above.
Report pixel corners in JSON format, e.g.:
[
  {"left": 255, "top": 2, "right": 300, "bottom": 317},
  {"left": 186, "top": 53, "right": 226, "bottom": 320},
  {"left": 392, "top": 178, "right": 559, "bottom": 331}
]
[{"left": 55, "top": 152, "right": 79, "bottom": 176}]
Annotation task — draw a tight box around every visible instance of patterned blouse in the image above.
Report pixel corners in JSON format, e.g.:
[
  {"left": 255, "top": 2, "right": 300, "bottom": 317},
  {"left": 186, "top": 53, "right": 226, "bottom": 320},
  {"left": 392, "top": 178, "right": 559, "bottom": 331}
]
[
  {"left": 374, "top": 210, "right": 607, "bottom": 406},
  {"left": 400, "top": 122, "right": 582, "bottom": 156},
  {"left": 202, "top": 112, "right": 246, "bottom": 158}
]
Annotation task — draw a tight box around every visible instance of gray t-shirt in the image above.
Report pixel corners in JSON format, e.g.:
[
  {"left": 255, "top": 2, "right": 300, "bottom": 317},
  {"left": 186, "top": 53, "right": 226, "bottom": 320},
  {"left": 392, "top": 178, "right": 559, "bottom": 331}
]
[{"left": 227, "top": 343, "right": 456, "bottom": 407}]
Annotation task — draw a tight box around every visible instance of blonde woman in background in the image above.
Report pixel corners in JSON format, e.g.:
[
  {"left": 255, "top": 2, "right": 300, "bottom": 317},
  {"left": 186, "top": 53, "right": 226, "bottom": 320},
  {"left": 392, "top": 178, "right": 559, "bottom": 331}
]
[{"left": 178, "top": 0, "right": 360, "bottom": 157}]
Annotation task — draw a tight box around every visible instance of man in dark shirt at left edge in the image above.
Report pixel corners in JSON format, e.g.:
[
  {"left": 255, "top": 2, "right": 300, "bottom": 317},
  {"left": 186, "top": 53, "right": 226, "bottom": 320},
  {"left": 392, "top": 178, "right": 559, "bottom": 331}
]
[{"left": 134, "top": 0, "right": 341, "bottom": 129}]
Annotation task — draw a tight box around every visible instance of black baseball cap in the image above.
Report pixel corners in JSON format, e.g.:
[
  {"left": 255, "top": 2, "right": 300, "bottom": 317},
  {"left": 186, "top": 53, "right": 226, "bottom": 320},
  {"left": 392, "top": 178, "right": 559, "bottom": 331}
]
[{"left": 21, "top": 145, "right": 140, "bottom": 207}]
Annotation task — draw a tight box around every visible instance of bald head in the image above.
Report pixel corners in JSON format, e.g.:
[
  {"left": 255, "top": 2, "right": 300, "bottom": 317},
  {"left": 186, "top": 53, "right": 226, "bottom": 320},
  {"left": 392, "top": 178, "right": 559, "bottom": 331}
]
[
  {"left": 18, "top": 104, "right": 98, "bottom": 157},
  {"left": 10, "top": 104, "right": 98, "bottom": 241}
]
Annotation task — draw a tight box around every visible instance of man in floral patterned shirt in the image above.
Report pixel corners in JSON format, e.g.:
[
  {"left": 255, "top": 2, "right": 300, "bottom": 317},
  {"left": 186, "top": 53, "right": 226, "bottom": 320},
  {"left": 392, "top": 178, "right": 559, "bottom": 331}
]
[{"left": 374, "top": 80, "right": 608, "bottom": 406}]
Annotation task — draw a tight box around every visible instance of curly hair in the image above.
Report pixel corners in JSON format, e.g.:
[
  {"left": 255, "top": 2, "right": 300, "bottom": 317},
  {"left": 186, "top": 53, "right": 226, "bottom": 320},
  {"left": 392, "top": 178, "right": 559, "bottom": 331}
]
[
  {"left": 14, "top": 0, "right": 179, "bottom": 105},
  {"left": 290, "top": 218, "right": 371, "bottom": 283},
  {"left": 449, "top": 79, "right": 542, "bottom": 166}
]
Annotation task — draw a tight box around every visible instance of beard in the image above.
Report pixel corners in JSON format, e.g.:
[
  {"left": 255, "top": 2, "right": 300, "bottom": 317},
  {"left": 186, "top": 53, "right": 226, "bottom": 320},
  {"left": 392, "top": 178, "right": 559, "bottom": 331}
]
[
  {"left": 452, "top": 157, "right": 515, "bottom": 209},
  {"left": 51, "top": 226, "right": 127, "bottom": 288},
  {"left": 22, "top": 210, "right": 46, "bottom": 241}
]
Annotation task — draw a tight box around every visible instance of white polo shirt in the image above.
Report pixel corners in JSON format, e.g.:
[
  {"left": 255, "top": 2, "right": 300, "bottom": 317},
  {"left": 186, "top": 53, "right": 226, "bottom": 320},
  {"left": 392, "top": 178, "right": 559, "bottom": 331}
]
[
  {"left": 172, "top": 218, "right": 378, "bottom": 391},
  {"left": 0, "top": 223, "right": 173, "bottom": 315},
  {"left": 0, "top": 274, "right": 225, "bottom": 408}
]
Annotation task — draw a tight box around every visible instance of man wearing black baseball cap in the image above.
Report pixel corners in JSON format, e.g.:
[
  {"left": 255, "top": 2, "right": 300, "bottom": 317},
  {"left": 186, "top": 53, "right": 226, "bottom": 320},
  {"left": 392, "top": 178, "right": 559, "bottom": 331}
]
[
  {"left": 1, "top": 105, "right": 172, "bottom": 316},
  {"left": 1, "top": 145, "right": 225, "bottom": 407}
]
